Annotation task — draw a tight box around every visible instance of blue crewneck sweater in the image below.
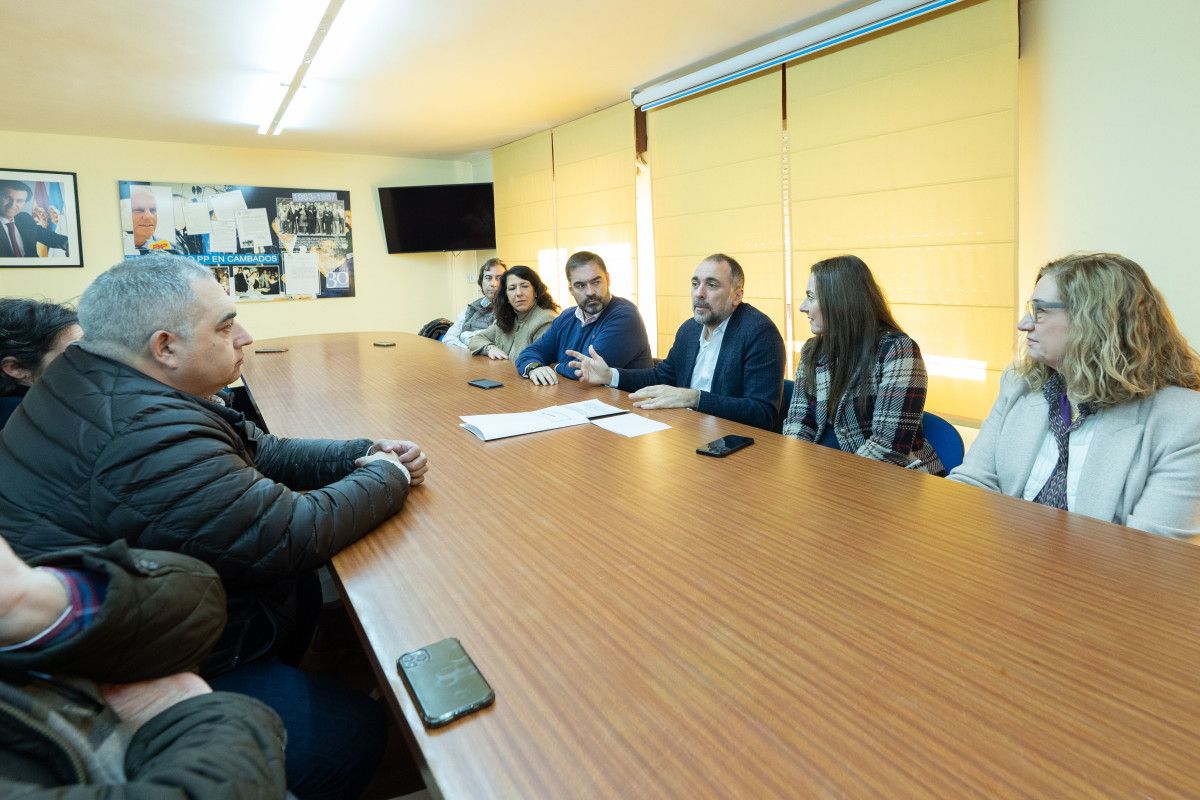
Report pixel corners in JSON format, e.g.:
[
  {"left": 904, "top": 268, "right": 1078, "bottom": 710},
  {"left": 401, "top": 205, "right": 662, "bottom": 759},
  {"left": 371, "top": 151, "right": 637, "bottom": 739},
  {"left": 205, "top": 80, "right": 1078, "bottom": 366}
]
[{"left": 515, "top": 296, "right": 652, "bottom": 379}]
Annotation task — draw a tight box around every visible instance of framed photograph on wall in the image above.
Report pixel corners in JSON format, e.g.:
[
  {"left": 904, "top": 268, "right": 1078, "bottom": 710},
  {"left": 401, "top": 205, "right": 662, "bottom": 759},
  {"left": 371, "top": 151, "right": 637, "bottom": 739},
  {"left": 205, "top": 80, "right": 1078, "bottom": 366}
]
[{"left": 0, "top": 168, "right": 83, "bottom": 268}]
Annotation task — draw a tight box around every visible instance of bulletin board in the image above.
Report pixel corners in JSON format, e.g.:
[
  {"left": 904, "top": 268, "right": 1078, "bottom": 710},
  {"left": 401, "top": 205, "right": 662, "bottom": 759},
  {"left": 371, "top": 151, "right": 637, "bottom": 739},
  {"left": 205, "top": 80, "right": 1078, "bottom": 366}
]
[{"left": 117, "top": 180, "right": 354, "bottom": 300}]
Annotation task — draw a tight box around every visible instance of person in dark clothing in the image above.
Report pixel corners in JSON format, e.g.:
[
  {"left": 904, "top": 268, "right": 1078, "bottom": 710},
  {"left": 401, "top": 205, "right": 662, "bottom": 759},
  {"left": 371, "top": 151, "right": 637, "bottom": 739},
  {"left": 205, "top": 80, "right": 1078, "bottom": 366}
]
[
  {"left": 0, "top": 298, "right": 82, "bottom": 428},
  {"left": 568, "top": 253, "right": 786, "bottom": 430},
  {"left": 0, "top": 254, "right": 430, "bottom": 799},
  {"left": 0, "top": 538, "right": 288, "bottom": 798}
]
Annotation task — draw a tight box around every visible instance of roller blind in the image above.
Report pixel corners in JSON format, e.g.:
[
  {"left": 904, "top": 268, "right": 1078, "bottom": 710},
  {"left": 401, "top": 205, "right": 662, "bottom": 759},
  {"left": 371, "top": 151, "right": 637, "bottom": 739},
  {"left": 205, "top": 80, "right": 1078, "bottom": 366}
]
[
  {"left": 786, "top": 0, "right": 1018, "bottom": 422},
  {"left": 647, "top": 72, "right": 787, "bottom": 359},
  {"left": 551, "top": 103, "right": 638, "bottom": 309},
  {"left": 492, "top": 131, "right": 556, "bottom": 284}
]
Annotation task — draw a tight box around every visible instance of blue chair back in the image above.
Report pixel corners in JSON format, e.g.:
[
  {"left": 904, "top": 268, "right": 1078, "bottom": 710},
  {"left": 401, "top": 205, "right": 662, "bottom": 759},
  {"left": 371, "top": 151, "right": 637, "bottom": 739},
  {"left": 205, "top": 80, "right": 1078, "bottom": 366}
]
[
  {"left": 921, "top": 411, "right": 964, "bottom": 473},
  {"left": 777, "top": 379, "right": 795, "bottom": 432}
]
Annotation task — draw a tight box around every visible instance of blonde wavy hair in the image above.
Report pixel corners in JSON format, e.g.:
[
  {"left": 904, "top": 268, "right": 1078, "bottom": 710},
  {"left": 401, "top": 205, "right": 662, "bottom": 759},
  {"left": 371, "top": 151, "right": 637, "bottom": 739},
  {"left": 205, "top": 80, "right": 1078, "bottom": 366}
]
[{"left": 1017, "top": 252, "right": 1200, "bottom": 406}]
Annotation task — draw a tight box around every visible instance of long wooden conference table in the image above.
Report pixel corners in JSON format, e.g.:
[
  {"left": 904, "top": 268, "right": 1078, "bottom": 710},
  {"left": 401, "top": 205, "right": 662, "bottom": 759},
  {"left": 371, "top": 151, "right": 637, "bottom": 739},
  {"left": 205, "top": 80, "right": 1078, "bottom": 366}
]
[{"left": 240, "top": 332, "right": 1200, "bottom": 799}]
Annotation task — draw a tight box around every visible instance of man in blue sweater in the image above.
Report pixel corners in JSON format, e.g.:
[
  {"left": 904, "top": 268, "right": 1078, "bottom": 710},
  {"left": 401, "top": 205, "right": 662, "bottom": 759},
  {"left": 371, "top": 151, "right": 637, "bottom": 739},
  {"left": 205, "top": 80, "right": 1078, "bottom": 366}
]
[
  {"left": 515, "top": 251, "right": 652, "bottom": 384},
  {"left": 567, "top": 253, "right": 785, "bottom": 430}
]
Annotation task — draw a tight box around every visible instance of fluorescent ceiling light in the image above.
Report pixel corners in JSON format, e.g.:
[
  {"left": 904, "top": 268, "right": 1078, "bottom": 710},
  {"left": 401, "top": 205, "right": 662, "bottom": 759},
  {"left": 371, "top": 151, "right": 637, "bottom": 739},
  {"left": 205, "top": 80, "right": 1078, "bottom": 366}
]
[
  {"left": 258, "top": 0, "right": 347, "bottom": 136},
  {"left": 632, "top": 0, "right": 965, "bottom": 110}
]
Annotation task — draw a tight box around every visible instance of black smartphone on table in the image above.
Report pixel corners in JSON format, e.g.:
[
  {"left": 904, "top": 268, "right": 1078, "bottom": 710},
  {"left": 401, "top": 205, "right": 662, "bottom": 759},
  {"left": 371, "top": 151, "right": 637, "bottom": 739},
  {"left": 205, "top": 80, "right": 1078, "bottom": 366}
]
[
  {"left": 696, "top": 435, "right": 755, "bottom": 457},
  {"left": 397, "top": 638, "right": 495, "bottom": 728},
  {"left": 468, "top": 378, "right": 504, "bottom": 389}
]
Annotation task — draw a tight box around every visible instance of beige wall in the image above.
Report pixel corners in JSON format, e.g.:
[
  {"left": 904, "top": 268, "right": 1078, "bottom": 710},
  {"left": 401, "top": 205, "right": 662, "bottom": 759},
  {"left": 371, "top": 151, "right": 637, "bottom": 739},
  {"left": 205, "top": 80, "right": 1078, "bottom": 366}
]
[
  {"left": 0, "top": 129, "right": 489, "bottom": 340},
  {"left": 1018, "top": 0, "right": 1200, "bottom": 344}
]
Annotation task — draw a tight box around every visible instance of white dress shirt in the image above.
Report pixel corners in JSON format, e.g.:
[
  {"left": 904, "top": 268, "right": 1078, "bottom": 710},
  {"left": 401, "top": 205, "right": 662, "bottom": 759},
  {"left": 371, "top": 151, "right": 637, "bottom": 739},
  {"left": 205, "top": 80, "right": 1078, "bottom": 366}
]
[
  {"left": 687, "top": 317, "right": 730, "bottom": 392},
  {"left": 1021, "top": 414, "right": 1098, "bottom": 511},
  {"left": 608, "top": 317, "right": 729, "bottom": 390}
]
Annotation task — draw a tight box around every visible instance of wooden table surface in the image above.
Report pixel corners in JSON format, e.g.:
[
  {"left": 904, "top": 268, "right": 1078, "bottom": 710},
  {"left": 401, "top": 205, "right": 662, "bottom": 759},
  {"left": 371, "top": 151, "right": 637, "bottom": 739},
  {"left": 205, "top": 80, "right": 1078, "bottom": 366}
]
[{"left": 241, "top": 332, "right": 1200, "bottom": 799}]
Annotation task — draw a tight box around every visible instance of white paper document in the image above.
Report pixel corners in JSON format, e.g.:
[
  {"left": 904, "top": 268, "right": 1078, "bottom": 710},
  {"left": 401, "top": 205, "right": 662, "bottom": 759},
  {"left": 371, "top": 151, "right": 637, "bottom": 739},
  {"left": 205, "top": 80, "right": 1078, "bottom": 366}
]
[
  {"left": 460, "top": 406, "right": 591, "bottom": 441},
  {"left": 283, "top": 252, "right": 320, "bottom": 295},
  {"left": 209, "top": 220, "right": 238, "bottom": 252},
  {"left": 183, "top": 202, "right": 212, "bottom": 234},
  {"left": 236, "top": 207, "right": 272, "bottom": 248},
  {"left": 555, "top": 399, "right": 627, "bottom": 419},
  {"left": 210, "top": 189, "right": 248, "bottom": 221},
  {"left": 590, "top": 414, "right": 671, "bottom": 438}
]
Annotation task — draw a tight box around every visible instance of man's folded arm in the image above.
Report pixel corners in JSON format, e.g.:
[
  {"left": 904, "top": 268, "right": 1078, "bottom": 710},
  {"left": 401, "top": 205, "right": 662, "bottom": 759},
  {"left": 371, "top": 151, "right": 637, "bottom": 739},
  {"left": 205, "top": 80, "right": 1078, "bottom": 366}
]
[
  {"left": 249, "top": 424, "right": 373, "bottom": 489},
  {"left": 95, "top": 416, "right": 409, "bottom": 588}
]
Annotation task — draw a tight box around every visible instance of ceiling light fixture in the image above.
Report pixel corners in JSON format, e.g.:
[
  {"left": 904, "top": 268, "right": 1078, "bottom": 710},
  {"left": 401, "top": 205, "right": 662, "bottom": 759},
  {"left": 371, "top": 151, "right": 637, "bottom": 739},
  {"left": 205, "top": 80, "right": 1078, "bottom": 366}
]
[{"left": 258, "top": 0, "right": 347, "bottom": 136}]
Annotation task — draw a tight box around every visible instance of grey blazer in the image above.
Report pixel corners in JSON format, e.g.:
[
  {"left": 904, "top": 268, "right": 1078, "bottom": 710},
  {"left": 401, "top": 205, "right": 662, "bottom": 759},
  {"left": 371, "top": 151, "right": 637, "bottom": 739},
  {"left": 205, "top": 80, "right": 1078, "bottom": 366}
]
[{"left": 949, "top": 369, "right": 1200, "bottom": 540}]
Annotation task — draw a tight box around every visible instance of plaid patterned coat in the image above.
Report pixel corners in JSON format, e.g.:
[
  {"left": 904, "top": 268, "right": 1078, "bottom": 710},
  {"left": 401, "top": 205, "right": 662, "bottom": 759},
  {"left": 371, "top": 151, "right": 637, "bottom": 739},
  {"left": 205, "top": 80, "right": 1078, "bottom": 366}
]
[{"left": 782, "top": 331, "right": 944, "bottom": 474}]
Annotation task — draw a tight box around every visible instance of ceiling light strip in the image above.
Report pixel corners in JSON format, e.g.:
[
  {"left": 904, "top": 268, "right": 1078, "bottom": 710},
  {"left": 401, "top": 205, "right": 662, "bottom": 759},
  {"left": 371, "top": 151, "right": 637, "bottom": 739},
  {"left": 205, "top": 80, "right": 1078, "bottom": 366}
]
[
  {"left": 633, "top": 0, "right": 963, "bottom": 111},
  {"left": 261, "top": 0, "right": 347, "bottom": 136}
]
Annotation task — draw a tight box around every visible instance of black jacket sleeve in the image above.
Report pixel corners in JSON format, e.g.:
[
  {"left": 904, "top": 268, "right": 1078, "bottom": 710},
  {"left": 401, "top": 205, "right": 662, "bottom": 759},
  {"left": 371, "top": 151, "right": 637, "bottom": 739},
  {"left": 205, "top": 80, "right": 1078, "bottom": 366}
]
[
  {"left": 0, "top": 693, "right": 287, "bottom": 799},
  {"left": 0, "top": 543, "right": 225, "bottom": 683},
  {"left": 694, "top": 313, "right": 785, "bottom": 431},
  {"left": 122, "top": 693, "right": 287, "bottom": 799},
  {"left": 91, "top": 400, "right": 409, "bottom": 588},
  {"left": 617, "top": 324, "right": 686, "bottom": 393},
  {"left": 246, "top": 421, "right": 372, "bottom": 491}
]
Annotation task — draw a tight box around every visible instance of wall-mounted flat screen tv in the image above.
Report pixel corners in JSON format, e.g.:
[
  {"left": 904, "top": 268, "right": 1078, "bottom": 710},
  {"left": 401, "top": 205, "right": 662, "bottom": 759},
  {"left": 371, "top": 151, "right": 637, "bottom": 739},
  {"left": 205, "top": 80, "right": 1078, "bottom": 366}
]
[{"left": 378, "top": 182, "right": 496, "bottom": 253}]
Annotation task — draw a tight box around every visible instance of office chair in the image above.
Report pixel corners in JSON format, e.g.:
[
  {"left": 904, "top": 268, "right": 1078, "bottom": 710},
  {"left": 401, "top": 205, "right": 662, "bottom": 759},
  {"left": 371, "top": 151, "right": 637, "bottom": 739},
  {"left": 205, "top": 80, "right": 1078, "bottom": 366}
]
[
  {"left": 921, "top": 411, "right": 965, "bottom": 473},
  {"left": 418, "top": 317, "right": 453, "bottom": 341},
  {"left": 226, "top": 383, "right": 271, "bottom": 433}
]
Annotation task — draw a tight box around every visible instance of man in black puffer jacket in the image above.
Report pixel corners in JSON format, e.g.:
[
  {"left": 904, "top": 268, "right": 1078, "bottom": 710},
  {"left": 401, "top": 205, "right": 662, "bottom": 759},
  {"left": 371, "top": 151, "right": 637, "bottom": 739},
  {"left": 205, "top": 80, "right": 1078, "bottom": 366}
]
[{"left": 0, "top": 254, "right": 430, "bottom": 800}]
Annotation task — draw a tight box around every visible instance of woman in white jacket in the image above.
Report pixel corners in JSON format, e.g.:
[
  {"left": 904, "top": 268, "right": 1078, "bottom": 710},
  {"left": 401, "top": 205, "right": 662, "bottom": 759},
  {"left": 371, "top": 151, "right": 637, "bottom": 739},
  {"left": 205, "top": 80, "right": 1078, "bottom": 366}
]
[{"left": 949, "top": 252, "right": 1200, "bottom": 540}]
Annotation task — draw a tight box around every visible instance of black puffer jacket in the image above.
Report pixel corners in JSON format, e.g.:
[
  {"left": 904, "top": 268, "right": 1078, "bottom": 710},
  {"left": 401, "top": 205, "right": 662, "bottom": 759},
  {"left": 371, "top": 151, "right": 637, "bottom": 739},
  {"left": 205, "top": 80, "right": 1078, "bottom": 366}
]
[
  {"left": 0, "top": 542, "right": 287, "bottom": 798},
  {"left": 0, "top": 345, "right": 410, "bottom": 674}
]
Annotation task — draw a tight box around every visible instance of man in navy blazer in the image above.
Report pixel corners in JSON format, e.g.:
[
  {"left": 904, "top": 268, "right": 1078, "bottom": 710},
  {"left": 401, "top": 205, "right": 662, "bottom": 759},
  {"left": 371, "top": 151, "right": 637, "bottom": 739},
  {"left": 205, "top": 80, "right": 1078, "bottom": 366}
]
[
  {"left": 568, "top": 253, "right": 786, "bottom": 430},
  {"left": 0, "top": 180, "right": 69, "bottom": 259}
]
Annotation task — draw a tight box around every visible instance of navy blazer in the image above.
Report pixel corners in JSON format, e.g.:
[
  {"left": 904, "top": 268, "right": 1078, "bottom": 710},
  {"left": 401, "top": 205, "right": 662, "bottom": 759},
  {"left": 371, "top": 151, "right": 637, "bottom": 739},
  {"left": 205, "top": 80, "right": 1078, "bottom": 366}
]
[
  {"left": 0, "top": 212, "right": 69, "bottom": 258},
  {"left": 617, "top": 303, "right": 785, "bottom": 430}
]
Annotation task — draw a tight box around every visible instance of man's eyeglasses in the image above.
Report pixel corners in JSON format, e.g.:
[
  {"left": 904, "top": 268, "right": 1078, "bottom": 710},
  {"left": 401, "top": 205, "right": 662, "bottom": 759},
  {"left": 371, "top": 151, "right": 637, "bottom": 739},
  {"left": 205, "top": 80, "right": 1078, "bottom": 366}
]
[{"left": 1025, "top": 298, "right": 1067, "bottom": 323}]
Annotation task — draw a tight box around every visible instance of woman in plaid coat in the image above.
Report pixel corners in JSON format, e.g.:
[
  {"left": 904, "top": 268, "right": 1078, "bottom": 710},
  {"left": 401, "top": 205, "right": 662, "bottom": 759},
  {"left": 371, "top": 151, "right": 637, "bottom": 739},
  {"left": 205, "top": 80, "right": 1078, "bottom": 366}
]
[{"left": 782, "top": 255, "right": 944, "bottom": 475}]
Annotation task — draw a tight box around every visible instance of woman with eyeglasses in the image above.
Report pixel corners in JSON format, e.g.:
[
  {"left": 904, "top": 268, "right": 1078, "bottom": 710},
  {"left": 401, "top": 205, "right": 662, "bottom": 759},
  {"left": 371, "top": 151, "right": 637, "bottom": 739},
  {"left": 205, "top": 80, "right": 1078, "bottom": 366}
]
[
  {"left": 949, "top": 252, "right": 1200, "bottom": 539},
  {"left": 782, "top": 254, "right": 944, "bottom": 474}
]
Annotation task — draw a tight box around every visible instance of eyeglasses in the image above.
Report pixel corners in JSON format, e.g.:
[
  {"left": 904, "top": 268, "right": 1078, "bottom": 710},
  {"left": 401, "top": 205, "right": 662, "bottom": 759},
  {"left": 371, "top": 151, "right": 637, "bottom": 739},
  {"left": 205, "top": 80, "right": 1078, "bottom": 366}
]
[{"left": 1025, "top": 298, "right": 1067, "bottom": 323}]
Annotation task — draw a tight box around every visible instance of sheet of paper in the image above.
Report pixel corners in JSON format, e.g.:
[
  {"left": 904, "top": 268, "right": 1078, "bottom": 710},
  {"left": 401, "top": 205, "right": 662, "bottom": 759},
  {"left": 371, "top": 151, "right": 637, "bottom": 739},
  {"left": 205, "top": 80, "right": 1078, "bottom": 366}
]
[
  {"left": 459, "top": 406, "right": 589, "bottom": 441},
  {"left": 209, "top": 219, "right": 238, "bottom": 252},
  {"left": 283, "top": 252, "right": 320, "bottom": 295},
  {"left": 183, "top": 201, "right": 212, "bottom": 234},
  {"left": 210, "top": 189, "right": 248, "bottom": 221},
  {"left": 554, "top": 399, "right": 627, "bottom": 419},
  {"left": 591, "top": 414, "right": 671, "bottom": 438},
  {"left": 236, "top": 207, "right": 272, "bottom": 248}
]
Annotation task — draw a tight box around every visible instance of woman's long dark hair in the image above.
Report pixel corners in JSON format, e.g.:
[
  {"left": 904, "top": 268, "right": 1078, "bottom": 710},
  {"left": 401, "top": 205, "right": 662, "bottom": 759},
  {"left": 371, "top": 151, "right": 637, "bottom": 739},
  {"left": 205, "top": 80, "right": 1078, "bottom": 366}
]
[
  {"left": 803, "top": 255, "right": 903, "bottom": 414},
  {"left": 0, "top": 299, "right": 78, "bottom": 394},
  {"left": 493, "top": 265, "right": 558, "bottom": 333}
]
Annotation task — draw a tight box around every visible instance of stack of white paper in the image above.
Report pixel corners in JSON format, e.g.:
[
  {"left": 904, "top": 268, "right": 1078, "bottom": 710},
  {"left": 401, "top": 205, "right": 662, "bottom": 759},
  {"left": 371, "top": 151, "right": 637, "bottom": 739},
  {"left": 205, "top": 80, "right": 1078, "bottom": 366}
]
[{"left": 459, "top": 399, "right": 670, "bottom": 441}]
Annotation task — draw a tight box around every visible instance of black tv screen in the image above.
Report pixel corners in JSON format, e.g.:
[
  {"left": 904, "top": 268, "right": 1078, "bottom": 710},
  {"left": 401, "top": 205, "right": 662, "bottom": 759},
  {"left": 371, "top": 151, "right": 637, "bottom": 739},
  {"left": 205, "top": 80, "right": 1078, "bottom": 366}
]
[{"left": 378, "top": 183, "right": 496, "bottom": 253}]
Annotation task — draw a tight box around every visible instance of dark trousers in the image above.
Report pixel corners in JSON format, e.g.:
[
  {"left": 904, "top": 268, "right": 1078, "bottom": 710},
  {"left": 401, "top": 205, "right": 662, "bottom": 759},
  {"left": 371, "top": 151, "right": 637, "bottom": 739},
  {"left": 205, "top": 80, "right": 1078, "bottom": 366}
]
[{"left": 210, "top": 657, "right": 387, "bottom": 800}]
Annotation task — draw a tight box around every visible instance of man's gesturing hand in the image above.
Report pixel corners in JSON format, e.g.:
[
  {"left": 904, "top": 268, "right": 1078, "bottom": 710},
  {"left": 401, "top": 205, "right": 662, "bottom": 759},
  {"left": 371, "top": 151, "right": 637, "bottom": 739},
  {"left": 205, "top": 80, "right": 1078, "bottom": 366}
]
[{"left": 565, "top": 345, "right": 612, "bottom": 386}]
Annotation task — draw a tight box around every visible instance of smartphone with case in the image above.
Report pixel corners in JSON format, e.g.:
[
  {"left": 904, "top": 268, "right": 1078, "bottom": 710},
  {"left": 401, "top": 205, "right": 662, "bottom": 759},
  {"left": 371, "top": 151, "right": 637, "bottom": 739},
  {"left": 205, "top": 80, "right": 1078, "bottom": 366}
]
[
  {"left": 696, "top": 434, "right": 755, "bottom": 457},
  {"left": 468, "top": 378, "right": 503, "bottom": 389},
  {"left": 397, "top": 638, "right": 495, "bottom": 728}
]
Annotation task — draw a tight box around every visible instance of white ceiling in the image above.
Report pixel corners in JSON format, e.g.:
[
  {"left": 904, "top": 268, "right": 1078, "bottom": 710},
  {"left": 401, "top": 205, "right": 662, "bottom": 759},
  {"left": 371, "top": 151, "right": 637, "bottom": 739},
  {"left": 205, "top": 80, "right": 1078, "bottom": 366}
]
[{"left": 10, "top": 0, "right": 868, "bottom": 159}]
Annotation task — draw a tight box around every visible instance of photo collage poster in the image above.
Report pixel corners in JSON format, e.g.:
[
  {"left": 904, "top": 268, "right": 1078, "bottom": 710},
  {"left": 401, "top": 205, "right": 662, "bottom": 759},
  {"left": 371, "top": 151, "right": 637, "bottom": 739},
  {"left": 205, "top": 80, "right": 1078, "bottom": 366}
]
[{"left": 117, "top": 181, "right": 354, "bottom": 300}]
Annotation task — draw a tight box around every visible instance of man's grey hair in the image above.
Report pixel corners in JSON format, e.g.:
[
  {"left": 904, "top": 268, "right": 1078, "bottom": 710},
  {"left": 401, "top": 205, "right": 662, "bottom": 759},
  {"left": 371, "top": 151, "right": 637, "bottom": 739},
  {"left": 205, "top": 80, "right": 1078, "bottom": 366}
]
[
  {"left": 78, "top": 254, "right": 214, "bottom": 360},
  {"left": 704, "top": 253, "right": 745, "bottom": 290}
]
